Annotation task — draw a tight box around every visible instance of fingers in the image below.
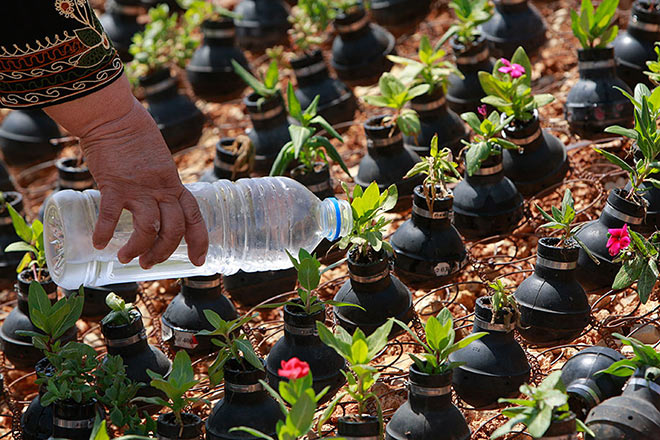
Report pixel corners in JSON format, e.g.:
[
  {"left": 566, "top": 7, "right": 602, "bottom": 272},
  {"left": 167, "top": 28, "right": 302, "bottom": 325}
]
[
  {"left": 92, "top": 191, "right": 124, "bottom": 250},
  {"left": 117, "top": 199, "right": 160, "bottom": 266},
  {"left": 179, "top": 189, "right": 209, "bottom": 266},
  {"left": 139, "top": 200, "right": 186, "bottom": 269}
]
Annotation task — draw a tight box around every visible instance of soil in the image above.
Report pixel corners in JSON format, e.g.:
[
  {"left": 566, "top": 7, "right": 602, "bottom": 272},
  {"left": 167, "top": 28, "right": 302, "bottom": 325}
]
[{"left": 0, "top": 1, "right": 657, "bottom": 439}]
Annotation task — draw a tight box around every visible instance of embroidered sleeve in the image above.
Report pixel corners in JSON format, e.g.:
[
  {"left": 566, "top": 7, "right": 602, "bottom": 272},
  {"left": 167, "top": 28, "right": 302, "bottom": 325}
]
[{"left": 0, "top": 0, "right": 123, "bottom": 109}]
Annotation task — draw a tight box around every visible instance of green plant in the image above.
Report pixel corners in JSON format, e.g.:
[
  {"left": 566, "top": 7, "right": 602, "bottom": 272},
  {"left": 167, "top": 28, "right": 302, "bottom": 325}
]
[
  {"left": 392, "top": 308, "right": 486, "bottom": 375},
  {"left": 488, "top": 279, "right": 519, "bottom": 324},
  {"left": 534, "top": 189, "right": 599, "bottom": 264},
  {"left": 17, "top": 281, "right": 83, "bottom": 355},
  {"left": 90, "top": 417, "right": 152, "bottom": 440},
  {"left": 288, "top": 0, "right": 333, "bottom": 53},
  {"left": 5, "top": 203, "right": 48, "bottom": 281},
  {"left": 363, "top": 73, "right": 430, "bottom": 137},
  {"left": 101, "top": 292, "right": 140, "bottom": 326},
  {"left": 570, "top": 0, "right": 619, "bottom": 50},
  {"left": 270, "top": 83, "right": 350, "bottom": 177},
  {"left": 478, "top": 47, "right": 554, "bottom": 123},
  {"left": 38, "top": 341, "right": 99, "bottom": 406},
  {"left": 438, "top": 0, "right": 494, "bottom": 48},
  {"left": 598, "top": 333, "right": 660, "bottom": 379},
  {"left": 330, "top": 0, "right": 368, "bottom": 13},
  {"left": 645, "top": 44, "right": 660, "bottom": 84},
  {"left": 261, "top": 249, "right": 361, "bottom": 315},
  {"left": 134, "top": 351, "right": 206, "bottom": 428},
  {"left": 232, "top": 59, "right": 280, "bottom": 104},
  {"left": 388, "top": 36, "right": 462, "bottom": 94},
  {"left": 492, "top": 371, "right": 594, "bottom": 439},
  {"left": 335, "top": 182, "right": 398, "bottom": 262},
  {"left": 610, "top": 226, "right": 660, "bottom": 304},
  {"left": 460, "top": 110, "right": 518, "bottom": 176},
  {"left": 404, "top": 134, "right": 461, "bottom": 211},
  {"left": 126, "top": 4, "right": 200, "bottom": 81},
  {"left": 95, "top": 355, "right": 155, "bottom": 436},
  {"left": 179, "top": 0, "right": 239, "bottom": 25},
  {"left": 317, "top": 320, "right": 394, "bottom": 438},
  {"left": 197, "top": 312, "right": 263, "bottom": 385},
  {"left": 600, "top": 84, "right": 660, "bottom": 202},
  {"left": 231, "top": 358, "right": 329, "bottom": 440}
]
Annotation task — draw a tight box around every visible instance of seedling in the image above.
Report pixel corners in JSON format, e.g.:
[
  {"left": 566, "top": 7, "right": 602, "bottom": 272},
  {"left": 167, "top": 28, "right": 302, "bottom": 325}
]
[
  {"left": 363, "top": 73, "right": 429, "bottom": 138},
  {"left": 38, "top": 341, "right": 99, "bottom": 406},
  {"left": 600, "top": 84, "right": 660, "bottom": 203},
  {"left": 534, "top": 188, "right": 598, "bottom": 262},
  {"left": 134, "top": 350, "right": 206, "bottom": 428},
  {"left": 460, "top": 110, "right": 517, "bottom": 176},
  {"left": 231, "top": 358, "right": 329, "bottom": 440},
  {"left": 645, "top": 43, "right": 660, "bottom": 85},
  {"left": 609, "top": 226, "right": 660, "bottom": 304},
  {"left": 570, "top": 0, "right": 619, "bottom": 49},
  {"left": 479, "top": 47, "right": 554, "bottom": 123},
  {"left": 5, "top": 204, "right": 48, "bottom": 281},
  {"left": 270, "top": 83, "right": 350, "bottom": 177},
  {"left": 196, "top": 312, "right": 263, "bottom": 385},
  {"left": 317, "top": 320, "right": 394, "bottom": 437},
  {"left": 598, "top": 333, "right": 660, "bottom": 380},
  {"left": 232, "top": 59, "right": 280, "bottom": 105},
  {"left": 438, "top": 0, "right": 494, "bottom": 48},
  {"left": 180, "top": 0, "right": 239, "bottom": 25},
  {"left": 492, "top": 371, "right": 593, "bottom": 439},
  {"left": 127, "top": 4, "right": 200, "bottom": 81},
  {"left": 392, "top": 308, "right": 487, "bottom": 375},
  {"left": 288, "top": 0, "right": 333, "bottom": 53},
  {"left": 335, "top": 182, "right": 398, "bottom": 262},
  {"left": 388, "top": 36, "right": 462, "bottom": 94},
  {"left": 488, "top": 279, "right": 519, "bottom": 326},
  {"left": 260, "top": 249, "right": 361, "bottom": 315},
  {"left": 96, "top": 355, "right": 155, "bottom": 436},
  {"left": 101, "top": 292, "right": 140, "bottom": 326},
  {"left": 17, "top": 281, "right": 83, "bottom": 355},
  {"left": 404, "top": 134, "right": 461, "bottom": 212}
]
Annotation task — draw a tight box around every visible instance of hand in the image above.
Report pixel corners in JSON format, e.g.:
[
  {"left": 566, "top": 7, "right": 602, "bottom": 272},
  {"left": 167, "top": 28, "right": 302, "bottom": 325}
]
[{"left": 44, "top": 74, "right": 209, "bottom": 269}]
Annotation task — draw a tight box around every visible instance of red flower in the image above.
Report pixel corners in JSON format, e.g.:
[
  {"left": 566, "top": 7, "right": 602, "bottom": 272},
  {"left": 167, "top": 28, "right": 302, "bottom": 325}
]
[
  {"left": 278, "top": 357, "right": 310, "bottom": 380},
  {"left": 607, "top": 224, "right": 631, "bottom": 256},
  {"left": 477, "top": 105, "right": 487, "bottom": 116},
  {"left": 498, "top": 58, "right": 526, "bottom": 79}
]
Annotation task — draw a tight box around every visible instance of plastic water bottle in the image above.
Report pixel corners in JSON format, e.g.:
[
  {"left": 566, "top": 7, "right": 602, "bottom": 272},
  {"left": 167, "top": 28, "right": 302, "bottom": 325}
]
[{"left": 43, "top": 177, "right": 352, "bottom": 289}]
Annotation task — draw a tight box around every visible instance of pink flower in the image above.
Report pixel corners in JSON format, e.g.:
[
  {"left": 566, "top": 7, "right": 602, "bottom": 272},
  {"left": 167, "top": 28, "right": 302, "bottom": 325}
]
[
  {"left": 498, "top": 58, "right": 526, "bottom": 79},
  {"left": 278, "top": 357, "right": 310, "bottom": 380},
  {"left": 477, "top": 105, "right": 487, "bottom": 116},
  {"left": 607, "top": 224, "right": 631, "bottom": 256}
]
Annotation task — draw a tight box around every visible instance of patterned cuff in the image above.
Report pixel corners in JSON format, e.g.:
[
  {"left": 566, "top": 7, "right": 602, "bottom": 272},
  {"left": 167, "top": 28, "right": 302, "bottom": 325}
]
[{"left": 0, "top": 1, "right": 124, "bottom": 108}]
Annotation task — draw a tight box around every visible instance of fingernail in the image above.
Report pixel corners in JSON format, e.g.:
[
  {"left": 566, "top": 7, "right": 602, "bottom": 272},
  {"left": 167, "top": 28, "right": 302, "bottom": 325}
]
[{"left": 193, "top": 255, "right": 206, "bottom": 266}]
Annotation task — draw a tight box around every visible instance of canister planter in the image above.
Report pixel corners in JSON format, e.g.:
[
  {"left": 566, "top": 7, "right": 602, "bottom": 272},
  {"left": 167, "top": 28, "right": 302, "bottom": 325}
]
[
  {"left": 480, "top": 0, "right": 547, "bottom": 58},
  {"left": 331, "top": 7, "right": 396, "bottom": 87},
  {"left": 514, "top": 237, "right": 590, "bottom": 346},
  {"left": 186, "top": 19, "right": 251, "bottom": 103},
  {"left": 565, "top": 47, "right": 633, "bottom": 138},
  {"left": 390, "top": 186, "right": 467, "bottom": 285},
  {"left": 333, "top": 250, "right": 414, "bottom": 338},
  {"left": 450, "top": 296, "right": 530, "bottom": 409}
]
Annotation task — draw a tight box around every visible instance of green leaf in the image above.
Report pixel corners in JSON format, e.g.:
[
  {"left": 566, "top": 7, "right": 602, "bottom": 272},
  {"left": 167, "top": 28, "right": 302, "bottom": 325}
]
[
  {"left": 593, "top": 147, "right": 635, "bottom": 174},
  {"left": 5, "top": 242, "right": 37, "bottom": 254},
  {"left": 287, "top": 83, "right": 302, "bottom": 121},
  {"left": 605, "top": 125, "right": 639, "bottom": 141},
  {"left": 264, "top": 60, "right": 279, "bottom": 90},
  {"left": 613, "top": 258, "right": 644, "bottom": 290},
  {"left": 288, "top": 125, "right": 314, "bottom": 157},
  {"left": 365, "top": 320, "right": 393, "bottom": 358},
  {"left": 7, "top": 204, "right": 31, "bottom": 243},
  {"left": 637, "top": 260, "right": 659, "bottom": 304},
  {"left": 232, "top": 60, "right": 269, "bottom": 97}
]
